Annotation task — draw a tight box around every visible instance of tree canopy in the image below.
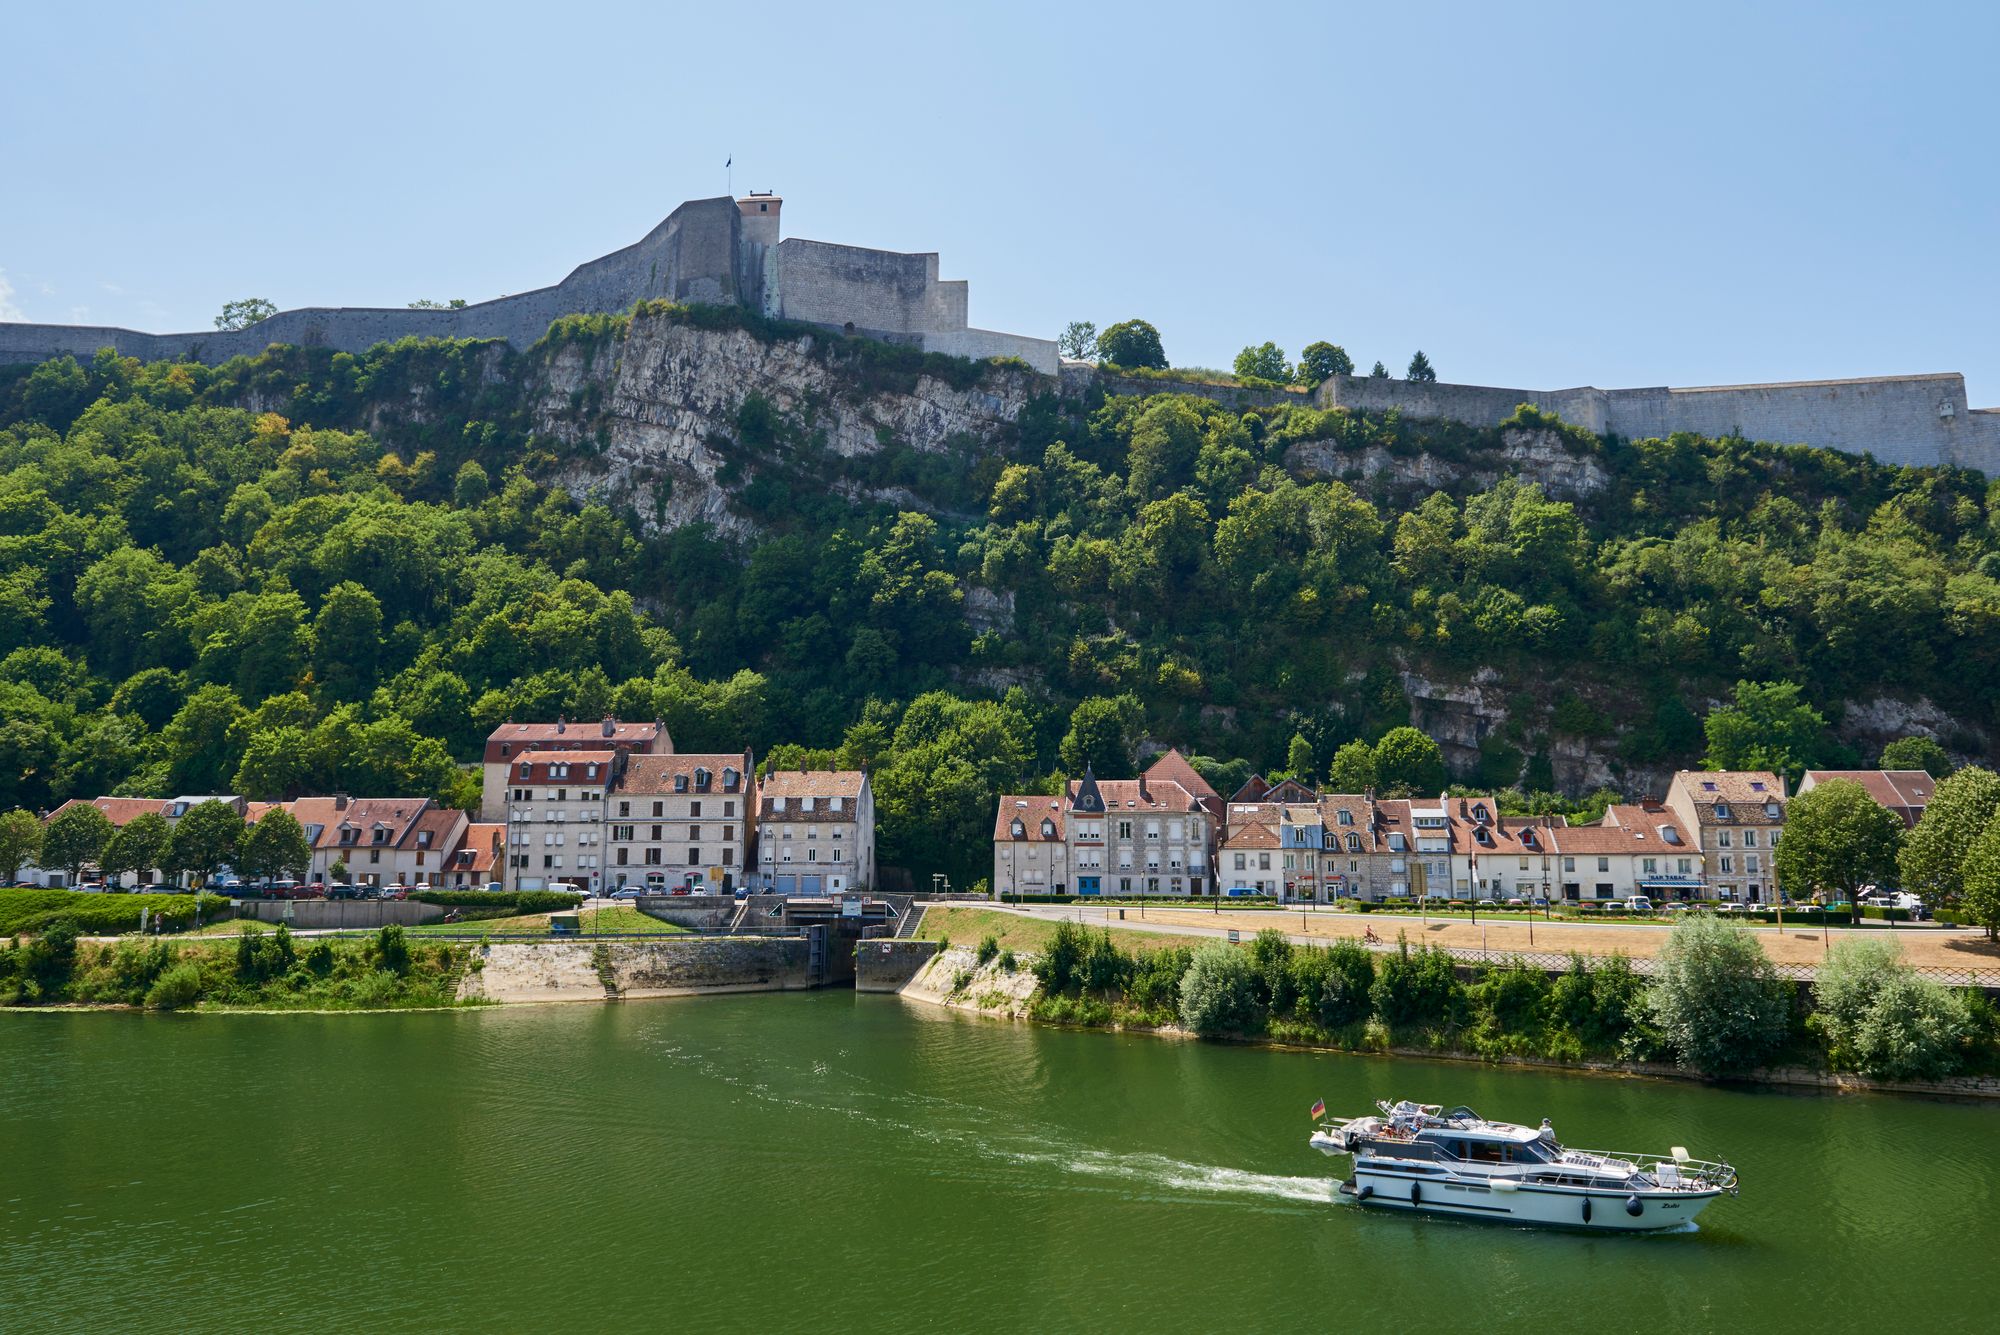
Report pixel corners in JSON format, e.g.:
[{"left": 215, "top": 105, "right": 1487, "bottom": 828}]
[{"left": 1097, "top": 320, "right": 1167, "bottom": 370}]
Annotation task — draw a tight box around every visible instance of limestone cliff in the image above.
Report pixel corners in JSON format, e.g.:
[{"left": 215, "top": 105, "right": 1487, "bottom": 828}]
[{"left": 529, "top": 315, "right": 1043, "bottom": 537}]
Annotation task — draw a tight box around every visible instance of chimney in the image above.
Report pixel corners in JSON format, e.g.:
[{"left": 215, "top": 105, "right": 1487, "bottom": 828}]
[
  {"left": 556, "top": 715, "right": 567, "bottom": 734},
  {"left": 602, "top": 715, "right": 615, "bottom": 738},
  {"left": 334, "top": 793, "right": 350, "bottom": 811}
]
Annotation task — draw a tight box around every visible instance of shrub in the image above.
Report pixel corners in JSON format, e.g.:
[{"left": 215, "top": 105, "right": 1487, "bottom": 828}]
[
  {"left": 1249, "top": 929, "right": 1295, "bottom": 1013},
  {"left": 1814, "top": 937, "right": 1967, "bottom": 1080},
  {"left": 145, "top": 963, "right": 204, "bottom": 1010},
  {"left": 1033, "top": 920, "right": 1089, "bottom": 992},
  {"left": 412, "top": 890, "right": 583, "bottom": 914},
  {"left": 1127, "top": 945, "right": 1193, "bottom": 1015},
  {"left": 1469, "top": 960, "right": 1550, "bottom": 1053},
  {"left": 997, "top": 949, "right": 1017, "bottom": 973},
  {"left": 1179, "top": 943, "right": 1263, "bottom": 1037},
  {"left": 1370, "top": 939, "right": 1465, "bottom": 1030},
  {"left": 1078, "top": 930, "right": 1132, "bottom": 993},
  {"left": 1647, "top": 915, "right": 1788, "bottom": 1074},
  {"left": 1849, "top": 974, "right": 1970, "bottom": 1081},
  {"left": 1546, "top": 953, "right": 1648, "bottom": 1054},
  {"left": 1316, "top": 940, "right": 1377, "bottom": 1029},
  {"left": 975, "top": 935, "right": 1000, "bottom": 966},
  {"left": 374, "top": 923, "right": 411, "bottom": 975}
]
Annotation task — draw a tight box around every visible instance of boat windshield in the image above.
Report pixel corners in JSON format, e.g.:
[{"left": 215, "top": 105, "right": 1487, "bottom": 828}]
[{"left": 1428, "top": 1134, "right": 1553, "bottom": 1165}]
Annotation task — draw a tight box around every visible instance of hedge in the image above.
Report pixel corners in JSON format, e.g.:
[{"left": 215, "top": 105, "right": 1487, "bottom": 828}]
[
  {"left": 410, "top": 890, "right": 584, "bottom": 914},
  {"left": 998, "top": 893, "right": 1279, "bottom": 906},
  {"left": 0, "top": 889, "right": 231, "bottom": 936}
]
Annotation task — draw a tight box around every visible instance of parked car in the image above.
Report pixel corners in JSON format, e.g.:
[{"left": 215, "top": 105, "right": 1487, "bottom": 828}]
[
  {"left": 1530, "top": 896, "right": 1550, "bottom": 908},
  {"left": 76, "top": 881, "right": 107, "bottom": 893},
  {"left": 328, "top": 883, "right": 359, "bottom": 900},
  {"left": 483, "top": 881, "right": 504, "bottom": 893},
  {"left": 611, "top": 888, "right": 642, "bottom": 901},
  {"left": 1628, "top": 896, "right": 1655, "bottom": 914},
  {"left": 1505, "top": 897, "right": 1526, "bottom": 908}
]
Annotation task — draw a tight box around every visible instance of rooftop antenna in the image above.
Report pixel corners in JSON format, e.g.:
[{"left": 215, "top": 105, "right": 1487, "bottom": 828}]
[{"left": 726, "top": 155, "right": 733, "bottom": 198}]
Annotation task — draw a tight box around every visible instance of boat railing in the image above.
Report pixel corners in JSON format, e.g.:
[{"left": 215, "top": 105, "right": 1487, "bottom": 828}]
[{"left": 1578, "top": 1149, "right": 1739, "bottom": 1193}]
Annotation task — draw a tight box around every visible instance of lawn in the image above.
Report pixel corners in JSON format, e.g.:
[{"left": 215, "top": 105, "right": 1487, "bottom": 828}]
[
  {"left": 404, "top": 905, "right": 689, "bottom": 937},
  {"left": 918, "top": 907, "right": 1208, "bottom": 956}
]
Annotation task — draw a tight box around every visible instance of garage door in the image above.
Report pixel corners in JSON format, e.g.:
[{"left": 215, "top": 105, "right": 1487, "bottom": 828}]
[
  {"left": 800, "top": 875, "right": 823, "bottom": 894},
  {"left": 776, "top": 875, "right": 796, "bottom": 894}
]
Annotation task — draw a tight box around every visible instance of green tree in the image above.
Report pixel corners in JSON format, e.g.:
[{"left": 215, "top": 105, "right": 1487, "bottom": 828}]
[
  {"left": 0, "top": 808, "right": 44, "bottom": 883},
  {"left": 1097, "top": 319, "right": 1167, "bottom": 370},
  {"left": 42, "top": 803, "right": 114, "bottom": 884},
  {"left": 1369, "top": 361, "right": 1388, "bottom": 378},
  {"left": 1811, "top": 936, "right": 1967, "bottom": 1079},
  {"left": 162, "top": 684, "right": 248, "bottom": 793},
  {"left": 1646, "top": 915, "right": 1789, "bottom": 1074},
  {"left": 1295, "top": 342, "right": 1353, "bottom": 384},
  {"left": 1232, "top": 342, "right": 1291, "bottom": 382},
  {"left": 1879, "top": 735, "right": 1952, "bottom": 777},
  {"left": 1284, "top": 732, "right": 1316, "bottom": 785},
  {"left": 312, "top": 581, "right": 383, "bottom": 701},
  {"left": 1405, "top": 350, "right": 1436, "bottom": 382},
  {"left": 1900, "top": 766, "right": 2000, "bottom": 909},
  {"left": 1057, "top": 320, "right": 1098, "bottom": 361},
  {"left": 1179, "top": 942, "right": 1263, "bottom": 1036},
  {"left": 214, "top": 298, "right": 276, "bottom": 331},
  {"left": 240, "top": 807, "right": 312, "bottom": 882},
  {"left": 1125, "top": 399, "right": 1203, "bottom": 501},
  {"left": 100, "top": 811, "right": 170, "bottom": 889},
  {"left": 1059, "top": 695, "right": 1143, "bottom": 778},
  {"left": 1327, "top": 740, "right": 1377, "bottom": 794},
  {"left": 452, "top": 459, "right": 492, "bottom": 509},
  {"left": 1774, "top": 778, "right": 1903, "bottom": 919},
  {"left": 1961, "top": 810, "right": 2000, "bottom": 941},
  {"left": 1702, "top": 680, "right": 1828, "bottom": 781},
  {"left": 1371, "top": 727, "right": 1445, "bottom": 795},
  {"left": 165, "top": 800, "right": 245, "bottom": 888}
]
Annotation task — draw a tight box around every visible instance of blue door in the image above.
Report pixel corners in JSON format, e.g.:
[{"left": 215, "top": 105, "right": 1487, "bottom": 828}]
[
  {"left": 777, "top": 875, "right": 796, "bottom": 894},
  {"left": 1077, "top": 877, "right": 1101, "bottom": 896},
  {"left": 801, "top": 875, "right": 823, "bottom": 894}
]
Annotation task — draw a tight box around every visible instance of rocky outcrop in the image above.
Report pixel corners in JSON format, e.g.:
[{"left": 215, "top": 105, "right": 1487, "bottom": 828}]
[
  {"left": 531, "top": 316, "right": 1043, "bottom": 536},
  {"left": 1285, "top": 427, "right": 1609, "bottom": 500}
]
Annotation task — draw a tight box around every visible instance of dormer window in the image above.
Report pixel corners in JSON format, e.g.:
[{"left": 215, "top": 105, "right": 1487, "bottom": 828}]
[
  {"left": 519, "top": 763, "right": 531, "bottom": 779},
  {"left": 586, "top": 764, "right": 599, "bottom": 779},
  {"left": 1749, "top": 781, "right": 1766, "bottom": 793},
  {"left": 1389, "top": 833, "right": 1407, "bottom": 851},
  {"left": 1715, "top": 803, "right": 1731, "bottom": 820},
  {"left": 1041, "top": 819, "right": 1056, "bottom": 839},
  {"left": 1472, "top": 803, "right": 1490, "bottom": 825},
  {"left": 1010, "top": 819, "right": 1025, "bottom": 838},
  {"left": 418, "top": 831, "right": 433, "bottom": 848},
  {"left": 674, "top": 774, "right": 688, "bottom": 793},
  {"left": 1345, "top": 832, "right": 1361, "bottom": 852},
  {"left": 773, "top": 795, "right": 787, "bottom": 811},
  {"left": 723, "top": 768, "right": 740, "bottom": 791},
  {"left": 695, "top": 768, "right": 711, "bottom": 792},
  {"left": 1765, "top": 802, "right": 1781, "bottom": 819},
  {"left": 1337, "top": 809, "right": 1354, "bottom": 826},
  {"left": 829, "top": 796, "right": 843, "bottom": 812}
]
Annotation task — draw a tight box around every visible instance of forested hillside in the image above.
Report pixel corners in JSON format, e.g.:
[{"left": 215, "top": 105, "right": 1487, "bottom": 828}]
[{"left": 2, "top": 307, "right": 1995, "bottom": 884}]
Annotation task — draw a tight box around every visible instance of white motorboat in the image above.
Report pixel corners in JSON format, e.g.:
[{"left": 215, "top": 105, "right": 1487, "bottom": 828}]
[{"left": 1310, "top": 1100, "right": 1737, "bottom": 1232}]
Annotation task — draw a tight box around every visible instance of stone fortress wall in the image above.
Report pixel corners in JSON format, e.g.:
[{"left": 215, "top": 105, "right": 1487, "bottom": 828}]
[
  {"left": 1317, "top": 371, "right": 2000, "bottom": 475},
  {"left": 0, "top": 193, "right": 1059, "bottom": 374}
]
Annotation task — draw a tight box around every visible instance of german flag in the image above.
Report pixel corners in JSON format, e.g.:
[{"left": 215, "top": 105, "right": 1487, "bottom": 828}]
[{"left": 1309, "top": 1098, "right": 1326, "bottom": 1120}]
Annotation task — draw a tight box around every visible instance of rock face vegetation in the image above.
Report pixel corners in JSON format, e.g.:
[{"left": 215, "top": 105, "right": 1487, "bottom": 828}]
[{"left": 1, "top": 306, "right": 1996, "bottom": 889}]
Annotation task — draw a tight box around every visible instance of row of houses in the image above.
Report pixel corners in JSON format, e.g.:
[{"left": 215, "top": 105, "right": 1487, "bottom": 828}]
[
  {"left": 993, "top": 757, "right": 1938, "bottom": 903},
  {"left": 31, "top": 716, "right": 879, "bottom": 897}
]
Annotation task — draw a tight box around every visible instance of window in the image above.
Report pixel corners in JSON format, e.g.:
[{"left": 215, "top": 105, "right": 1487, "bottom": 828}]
[
  {"left": 1642, "top": 858, "right": 1657, "bottom": 874},
  {"left": 650, "top": 824, "right": 662, "bottom": 841},
  {"left": 1717, "top": 831, "right": 1732, "bottom": 848},
  {"left": 724, "top": 801, "right": 734, "bottom": 818},
  {"left": 691, "top": 801, "right": 702, "bottom": 818},
  {"left": 1010, "top": 819, "right": 1025, "bottom": 838},
  {"left": 1337, "top": 809, "right": 1353, "bottom": 826},
  {"left": 1118, "top": 821, "right": 1132, "bottom": 840},
  {"left": 723, "top": 825, "right": 734, "bottom": 842},
  {"left": 1720, "top": 856, "right": 1734, "bottom": 873},
  {"left": 688, "top": 848, "right": 701, "bottom": 865},
  {"left": 1258, "top": 854, "right": 1271, "bottom": 871},
  {"left": 689, "top": 825, "right": 701, "bottom": 840},
  {"left": 674, "top": 775, "right": 688, "bottom": 793},
  {"left": 1234, "top": 853, "right": 1246, "bottom": 871},
  {"left": 617, "top": 801, "right": 629, "bottom": 818},
  {"left": 1743, "top": 829, "right": 1758, "bottom": 848},
  {"left": 1714, "top": 803, "right": 1731, "bottom": 820},
  {"left": 1597, "top": 857, "right": 1609, "bottom": 873},
  {"left": 1746, "top": 855, "right": 1760, "bottom": 872},
  {"left": 1041, "top": 819, "right": 1055, "bottom": 839},
  {"left": 1562, "top": 857, "right": 1575, "bottom": 873},
  {"left": 1519, "top": 857, "right": 1529, "bottom": 871}
]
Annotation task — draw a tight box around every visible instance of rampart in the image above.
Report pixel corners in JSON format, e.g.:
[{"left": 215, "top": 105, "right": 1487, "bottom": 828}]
[
  {"left": 0, "top": 193, "right": 1060, "bottom": 374},
  {"left": 1317, "top": 371, "right": 2000, "bottom": 475}
]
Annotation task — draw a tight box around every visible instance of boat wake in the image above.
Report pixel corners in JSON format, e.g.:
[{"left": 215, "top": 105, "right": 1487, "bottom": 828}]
[{"left": 1020, "top": 1148, "right": 1342, "bottom": 1206}]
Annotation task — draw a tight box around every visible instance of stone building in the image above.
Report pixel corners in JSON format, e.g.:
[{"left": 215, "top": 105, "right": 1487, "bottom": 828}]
[
  {"left": 479, "top": 717, "right": 670, "bottom": 821},
  {"left": 301, "top": 796, "right": 466, "bottom": 888},
  {"left": 437, "top": 822, "right": 505, "bottom": 890},
  {"left": 1548, "top": 803, "right": 1701, "bottom": 902},
  {"left": 1218, "top": 802, "right": 1283, "bottom": 896},
  {"left": 754, "top": 769, "right": 876, "bottom": 895},
  {"left": 1663, "top": 771, "right": 1787, "bottom": 904},
  {"left": 1062, "top": 753, "right": 1216, "bottom": 896},
  {"left": 1796, "top": 770, "right": 1934, "bottom": 828},
  {"left": 606, "top": 752, "right": 755, "bottom": 894},
  {"left": 991, "top": 795, "right": 1068, "bottom": 897},
  {"left": 502, "top": 751, "right": 619, "bottom": 892}
]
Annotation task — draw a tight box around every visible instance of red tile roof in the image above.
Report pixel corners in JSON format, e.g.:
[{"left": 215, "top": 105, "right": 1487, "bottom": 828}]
[
  {"left": 618, "top": 753, "right": 754, "bottom": 796},
  {"left": 1801, "top": 770, "right": 1933, "bottom": 820},
  {"left": 47, "top": 797, "right": 168, "bottom": 827},
  {"left": 1143, "top": 749, "right": 1219, "bottom": 806},
  {"left": 994, "top": 795, "right": 1065, "bottom": 841},
  {"left": 1072, "top": 778, "right": 1205, "bottom": 814},
  {"left": 483, "top": 718, "right": 666, "bottom": 762}
]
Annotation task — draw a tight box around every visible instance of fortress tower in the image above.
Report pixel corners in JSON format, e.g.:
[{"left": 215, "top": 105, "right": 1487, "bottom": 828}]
[{"left": 736, "top": 191, "right": 782, "bottom": 248}]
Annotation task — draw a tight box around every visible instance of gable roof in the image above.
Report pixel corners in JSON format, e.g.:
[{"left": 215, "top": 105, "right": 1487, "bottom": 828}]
[
  {"left": 1671, "top": 770, "right": 1787, "bottom": 816},
  {"left": 617, "top": 752, "right": 754, "bottom": 796},
  {"left": 1801, "top": 770, "right": 1933, "bottom": 816},
  {"left": 994, "top": 795, "right": 1066, "bottom": 841},
  {"left": 1144, "top": 749, "right": 1219, "bottom": 807},
  {"left": 47, "top": 797, "right": 169, "bottom": 827},
  {"left": 483, "top": 717, "right": 667, "bottom": 761}
]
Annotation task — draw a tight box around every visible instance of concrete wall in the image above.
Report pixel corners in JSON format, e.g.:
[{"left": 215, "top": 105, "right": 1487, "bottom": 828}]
[
  {"left": 770, "top": 239, "right": 948, "bottom": 340},
  {"left": 239, "top": 899, "right": 446, "bottom": 928},
  {"left": 855, "top": 939, "right": 941, "bottom": 992},
  {"left": 929, "top": 327, "right": 1060, "bottom": 374},
  {"left": 1076, "top": 364, "right": 1309, "bottom": 411},
  {"left": 460, "top": 936, "right": 811, "bottom": 1004}
]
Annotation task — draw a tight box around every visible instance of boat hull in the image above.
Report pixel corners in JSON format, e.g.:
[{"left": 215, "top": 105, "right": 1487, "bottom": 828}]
[{"left": 1346, "top": 1167, "right": 1720, "bottom": 1232}]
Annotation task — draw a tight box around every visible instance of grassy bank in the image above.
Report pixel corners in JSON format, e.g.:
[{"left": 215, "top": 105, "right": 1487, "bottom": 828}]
[
  {"left": 0, "top": 923, "right": 477, "bottom": 1011},
  {"left": 948, "top": 915, "right": 2000, "bottom": 1087},
  {"left": 920, "top": 907, "right": 1211, "bottom": 956},
  {"left": 404, "top": 905, "right": 690, "bottom": 937},
  {"left": 1, "top": 888, "right": 231, "bottom": 937}
]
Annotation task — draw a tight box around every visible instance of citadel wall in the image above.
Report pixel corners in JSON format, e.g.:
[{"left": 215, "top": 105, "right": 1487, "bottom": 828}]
[
  {"left": 0, "top": 193, "right": 1060, "bottom": 374},
  {"left": 1316, "top": 370, "right": 2000, "bottom": 475}
]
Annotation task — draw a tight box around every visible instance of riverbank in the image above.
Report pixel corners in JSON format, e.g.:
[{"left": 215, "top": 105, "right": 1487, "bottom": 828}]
[{"left": 902, "top": 913, "right": 2000, "bottom": 1101}]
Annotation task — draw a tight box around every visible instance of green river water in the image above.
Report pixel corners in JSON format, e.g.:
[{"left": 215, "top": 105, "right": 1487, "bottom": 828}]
[{"left": 3, "top": 992, "right": 1992, "bottom": 1333}]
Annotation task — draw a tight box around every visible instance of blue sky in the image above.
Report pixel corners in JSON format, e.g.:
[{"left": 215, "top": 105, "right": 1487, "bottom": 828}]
[{"left": 4, "top": 0, "right": 1996, "bottom": 401}]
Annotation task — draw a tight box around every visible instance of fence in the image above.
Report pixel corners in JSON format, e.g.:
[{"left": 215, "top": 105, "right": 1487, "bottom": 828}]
[{"left": 1414, "top": 941, "right": 1998, "bottom": 989}]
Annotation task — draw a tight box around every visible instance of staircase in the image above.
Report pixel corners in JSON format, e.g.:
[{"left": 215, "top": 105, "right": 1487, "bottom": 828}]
[{"left": 894, "top": 903, "right": 927, "bottom": 939}]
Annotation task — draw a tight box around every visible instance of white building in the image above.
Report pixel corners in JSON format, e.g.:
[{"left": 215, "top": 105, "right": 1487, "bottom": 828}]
[
  {"left": 991, "top": 795, "right": 1068, "bottom": 897},
  {"left": 755, "top": 770, "right": 875, "bottom": 894},
  {"left": 607, "top": 752, "right": 755, "bottom": 894},
  {"left": 503, "top": 751, "right": 617, "bottom": 892}
]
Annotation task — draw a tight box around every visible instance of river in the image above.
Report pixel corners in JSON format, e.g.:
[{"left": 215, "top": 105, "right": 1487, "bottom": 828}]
[{"left": 3, "top": 994, "right": 1991, "bottom": 1333}]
